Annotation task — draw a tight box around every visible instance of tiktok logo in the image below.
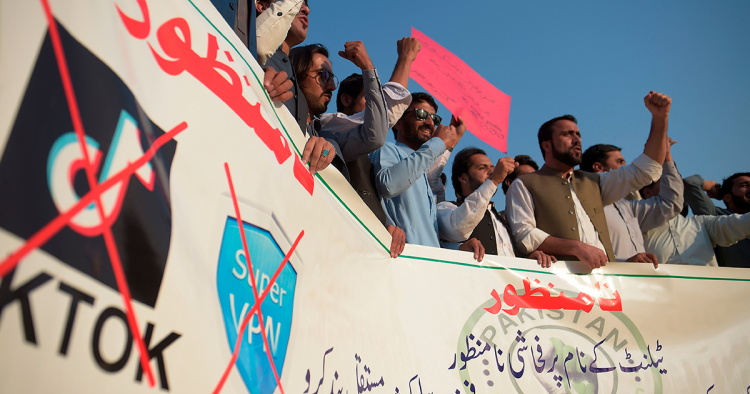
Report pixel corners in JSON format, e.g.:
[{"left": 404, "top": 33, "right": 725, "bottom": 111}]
[
  {"left": 0, "top": 22, "right": 176, "bottom": 307},
  {"left": 47, "top": 110, "right": 155, "bottom": 236}
]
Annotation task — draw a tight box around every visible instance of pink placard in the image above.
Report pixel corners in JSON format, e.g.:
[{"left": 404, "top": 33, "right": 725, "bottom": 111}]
[{"left": 410, "top": 27, "right": 511, "bottom": 153}]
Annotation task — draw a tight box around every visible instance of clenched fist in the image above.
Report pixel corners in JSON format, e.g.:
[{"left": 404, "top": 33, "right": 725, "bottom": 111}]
[
  {"left": 397, "top": 37, "right": 421, "bottom": 62},
  {"left": 338, "top": 41, "right": 374, "bottom": 71},
  {"left": 644, "top": 91, "right": 671, "bottom": 117},
  {"left": 489, "top": 157, "right": 518, "bottom": 186}
]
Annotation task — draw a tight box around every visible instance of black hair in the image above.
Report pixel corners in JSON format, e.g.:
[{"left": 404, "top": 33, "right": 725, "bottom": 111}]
[
  {"left": 538, "top": 114, "right": 577, "bottom": 158},
  {"left": 451, "top": 147, "right": 486, "bottom": 200},
  {"left": 720, "top": 172, "right": 750, "bottom": 198},
  {"left": 501, "top": 155, "right": 539, "bottom": 195},
  {"left": 393, "top": 92, "right": 439, "bottom": 139},
  {"left": 336, "top": 73, "right": 363, "bottom": 114},
  {"left": 289, "top": 43, "right": 328, "bottom": 85},
  {"left": 580, "top": 144, "right": 622, "bottom": 173}
]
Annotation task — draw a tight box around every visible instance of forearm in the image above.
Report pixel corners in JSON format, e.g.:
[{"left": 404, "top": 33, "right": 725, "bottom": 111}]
[
  {"left": 599, "top": 154, "right": 662, "bottom": 205},
  {"left": 374, "top": 138, "right": 446, "bottom": 198},
  {"left": 438, "top": 181, "right": 495, "bottom": 242},
  {"left": 389, "top": 55, "right": 414, "bottom": 88},
  {"left": 636, "top": 162, "right": 684, "bottom": 231},
  {"left": 255, "top": 0, "right": 302, "bottom": 65},
  {"left": 536, "top": 237, "right": 583, "bottom": 258},
  {"left": 427, "top": 150, "right": 450, "bottom": 201},
  {"left": 643, "top": 115, "right": 668, "bottom": 164},
  {"left": 334, "top": 69, "right": 389, "bottom": 161},
  {"left": 704, "top": 213, "right": 750, "bottom": 247},
  {"left": 683, "top": 174, "right": 717, "bottom": 216}
]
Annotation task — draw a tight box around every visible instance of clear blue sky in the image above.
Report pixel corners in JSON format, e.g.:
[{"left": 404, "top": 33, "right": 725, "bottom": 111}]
[{"left": 304, "top": 0, "right": 750, "bottom": 210}]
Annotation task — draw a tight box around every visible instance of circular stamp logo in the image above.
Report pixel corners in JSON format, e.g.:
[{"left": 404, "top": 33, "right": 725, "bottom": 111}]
[{"left": 453, "top": 278, "right": 665, "bottom": 394}]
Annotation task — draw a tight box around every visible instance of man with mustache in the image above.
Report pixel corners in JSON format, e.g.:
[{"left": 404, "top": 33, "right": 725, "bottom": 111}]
[
  {"left": 370, "top": 93, "right": 467, "bottom": 247},
  {"left": 683, "top": 172, "right": 750, "bottom": 267},
  {"left": 505, "top": 91, "right": 672, "bottom": 269},
  {"left": 290, "top": 42, "right": 388, "bottom": 182},
  {"left": 438, "top": 149, "right": 555, "bottom": 266}
]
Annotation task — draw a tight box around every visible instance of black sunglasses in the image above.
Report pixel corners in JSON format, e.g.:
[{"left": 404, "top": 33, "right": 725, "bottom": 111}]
[
  {"left": 310, "top": 68, "right": 339, "bottom": 89},
  {"left": 405, "top": 108, "right": 442, "bottom": 126}
]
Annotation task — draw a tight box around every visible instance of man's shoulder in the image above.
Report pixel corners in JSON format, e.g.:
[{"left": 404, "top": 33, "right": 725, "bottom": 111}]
[
  {"left": 264, "top": 48, "right": 290, "bottom": 71},
  {"left": 573, "top": 169, "right": 601, "bottom": 182}
]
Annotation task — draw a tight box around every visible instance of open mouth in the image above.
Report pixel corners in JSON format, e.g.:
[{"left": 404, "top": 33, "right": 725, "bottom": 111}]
[{"left": 299, "top": 16, "right": 308, "bottom": 28}]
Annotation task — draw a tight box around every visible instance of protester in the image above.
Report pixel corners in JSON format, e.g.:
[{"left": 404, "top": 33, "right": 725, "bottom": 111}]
[
  {"left": 319, "top": 37, "right": 421, "bottom": 226},
  {"left": 322, "top": 38, "right": 420, "bottom": 132},
  {"left": 255, "top": 0, "right": 305, "bottom": 65},
  {"left": 312, "top": 38, "right": 423, "bottom": 258},
  {"left": 505, "top": 91, "right": 671, "bottom": 269},
  {"left": 289, "top": 42, "right": 388, "bottom": 181},
  {"left": 264, "top": 1, "right": 311, "bottom": 132},
  {"left": 581, "top": 140, "right": 683, "bottom": 266},
  {"left": 683, "top": 172, "right": 750, "bottom": 267},
  {"left": 438, "top": 148, "right": 556, "bottom": 267},
  {"left": 370, "top": 93, "right": 466, "bottom": 247},
  {"left": 501, "top": 155, "right": 538, "bottom": 195},
  {"left": 641, "top": 180, "right": 750, "bottom": 266}
]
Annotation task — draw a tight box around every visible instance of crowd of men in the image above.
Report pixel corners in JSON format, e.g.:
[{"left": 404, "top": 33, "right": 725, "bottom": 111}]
[{"left": 213, "top": 0, "right": 750, "bottom": 269}]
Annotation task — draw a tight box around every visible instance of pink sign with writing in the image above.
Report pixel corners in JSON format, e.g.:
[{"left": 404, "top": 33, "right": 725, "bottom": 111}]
[{"left": 410, "top": 27, "right": 511, "bottom": 153}]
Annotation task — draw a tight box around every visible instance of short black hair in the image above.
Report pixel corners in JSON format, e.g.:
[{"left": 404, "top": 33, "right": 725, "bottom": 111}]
[
  {"left": 394, "top": 92, "right": 439, "bottom": 139},
  {"left": 538, "top": 114, "right": 577, "bottom": 158},
  {"left": 580, "top": 144, "right": 622, "bottom": 173},
  {"left": 720, "top": 172, "right": 750, "bottom": 198},
  {"left": 451, "top": 147, "right": 486, "bottom": 200},
  {"left": 501, "top": 155, "right": 539, "bottom": 194},
  {"left": 336, "top": 73, "right": 363, "bottom": 113},
  {"left": 289, "top": 43, "right": 328, "bottom": 85}
]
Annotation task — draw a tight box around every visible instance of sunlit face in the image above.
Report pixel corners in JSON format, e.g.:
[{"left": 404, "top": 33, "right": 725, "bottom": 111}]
[
  {"left": 462, "top": 154, "right": 494, "bottom": 196},
  {"left": 546, "top": 120, "right": 582, "bottom": 166},
  {"left": 301, "top": 53, "right": 335, "bottom": 117},
  {"left": 395, "top": 100, "right": 437, "bottom": 150},
  {"left": 286, "top": 2, "right": 309, "bottom": 47},
  {"left": 602, "top": 150, "right": 626, "bottom": 171},
  {"left": 726, "top": 175, "right": 750, "bottom": 213}
]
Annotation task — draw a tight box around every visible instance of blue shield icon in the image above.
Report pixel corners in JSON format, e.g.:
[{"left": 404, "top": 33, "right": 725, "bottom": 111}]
[{"left": 216, "top": 217, "right": 297, "bottom": 394}]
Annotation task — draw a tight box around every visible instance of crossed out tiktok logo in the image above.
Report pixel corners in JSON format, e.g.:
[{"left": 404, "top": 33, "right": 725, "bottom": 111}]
[{"left": 47, "top": 110, "right": 154, "bottom": 236}]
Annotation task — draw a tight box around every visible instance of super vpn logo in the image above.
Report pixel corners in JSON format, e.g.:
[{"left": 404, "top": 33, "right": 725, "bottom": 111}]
[
  {"left": 0, "top": 21, "right": 176, "bottom": 307},
  {"left": 216, "top": 216, "right": 298, "bottom": 394}
]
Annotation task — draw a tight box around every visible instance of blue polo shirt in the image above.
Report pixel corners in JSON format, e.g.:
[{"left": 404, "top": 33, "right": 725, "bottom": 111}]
[{"left": 369, "top": 138, "right": 447, "bottom": 247}]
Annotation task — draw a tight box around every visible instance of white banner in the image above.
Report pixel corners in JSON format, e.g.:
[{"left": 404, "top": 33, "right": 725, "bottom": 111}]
[{"left": 1, "top": 1, "right": 749, "bottom": 393}]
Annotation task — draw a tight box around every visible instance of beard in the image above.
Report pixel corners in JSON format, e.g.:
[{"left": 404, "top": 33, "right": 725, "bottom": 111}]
[
  {"left": 552, "top": 144, "right": 582, "bottom": 167},
  {"left": 731, "top": 192, "right": 750, "bottom": 213},
  {"left": 304, "top": 89, "right": 331, "bottom": 117},
  {"left": 402, "top": 124, "right": 433, "bottom": 148},
  {"left": 468, "top": 176, "right": 484, "bottom": 195}
]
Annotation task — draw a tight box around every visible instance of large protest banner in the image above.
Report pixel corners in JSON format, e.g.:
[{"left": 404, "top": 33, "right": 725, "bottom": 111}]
[{"left": 1, "top": 1, "right": 749, "bottom": 393}]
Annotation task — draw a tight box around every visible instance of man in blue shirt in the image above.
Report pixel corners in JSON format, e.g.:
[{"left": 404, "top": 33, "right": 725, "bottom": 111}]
[{"left": 370, "top": 93, "right": 466, "bottom": 247}]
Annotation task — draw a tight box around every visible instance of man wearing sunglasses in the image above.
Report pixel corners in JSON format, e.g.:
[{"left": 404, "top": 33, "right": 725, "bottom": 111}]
[
  {"left": 290, "top": 42, "right": 389, "bottom": 182},
  {"left": 370, "top": 93, "right": 467, "bottom": 247}
]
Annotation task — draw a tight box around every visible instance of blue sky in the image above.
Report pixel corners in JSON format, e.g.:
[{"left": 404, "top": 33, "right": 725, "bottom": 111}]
[{"left": 304, "top": 0, "right": 750, "bottom": 209}]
